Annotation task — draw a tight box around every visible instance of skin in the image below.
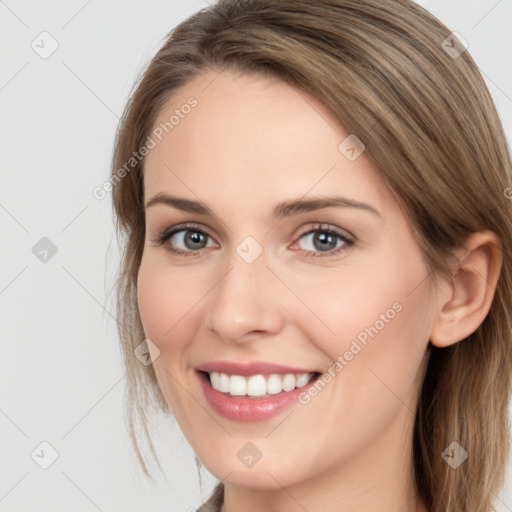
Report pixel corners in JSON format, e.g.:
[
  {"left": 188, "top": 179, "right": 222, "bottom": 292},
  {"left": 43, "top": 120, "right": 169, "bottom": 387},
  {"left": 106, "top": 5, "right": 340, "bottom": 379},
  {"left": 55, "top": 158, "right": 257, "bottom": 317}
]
[{"left": 137, "top": 69, "right": 502, "bottom": 512}]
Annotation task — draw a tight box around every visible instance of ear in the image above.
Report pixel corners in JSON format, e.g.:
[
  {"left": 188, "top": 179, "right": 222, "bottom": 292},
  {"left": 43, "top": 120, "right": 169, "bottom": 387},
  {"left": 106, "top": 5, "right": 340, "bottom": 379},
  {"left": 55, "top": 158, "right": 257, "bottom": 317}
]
[{"left": 429, "top": 230, "right": 502, "bottom": 348}]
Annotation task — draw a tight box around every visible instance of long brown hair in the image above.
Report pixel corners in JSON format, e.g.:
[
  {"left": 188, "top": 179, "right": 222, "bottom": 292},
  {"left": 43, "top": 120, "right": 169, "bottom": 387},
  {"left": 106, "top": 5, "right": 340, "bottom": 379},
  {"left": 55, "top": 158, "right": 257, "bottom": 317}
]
[{"left": 109, "top": 1, "right": 512, "bottom": 509}]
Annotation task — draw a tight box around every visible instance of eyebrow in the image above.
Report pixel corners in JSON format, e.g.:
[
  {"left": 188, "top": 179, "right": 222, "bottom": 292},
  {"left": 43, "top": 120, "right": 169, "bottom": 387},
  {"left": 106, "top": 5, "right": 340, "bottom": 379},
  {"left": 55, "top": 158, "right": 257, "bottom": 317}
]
[{"left": 144, "top": 193, "right": 382, "bottom": 220}]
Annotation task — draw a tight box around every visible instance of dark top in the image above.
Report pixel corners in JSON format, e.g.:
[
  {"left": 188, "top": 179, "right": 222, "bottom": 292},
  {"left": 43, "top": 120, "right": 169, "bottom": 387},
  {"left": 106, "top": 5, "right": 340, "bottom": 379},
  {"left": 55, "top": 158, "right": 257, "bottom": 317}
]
[{"left": 197, "top": 483, "right": 224, "bottom": 512}]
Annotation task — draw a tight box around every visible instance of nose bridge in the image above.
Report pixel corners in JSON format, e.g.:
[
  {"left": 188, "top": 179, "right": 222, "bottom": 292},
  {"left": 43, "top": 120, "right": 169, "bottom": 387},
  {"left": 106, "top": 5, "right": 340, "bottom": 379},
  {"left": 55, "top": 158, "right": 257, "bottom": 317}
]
[{"left": 203, "top": 244, "right": 284, "bottom": 342}]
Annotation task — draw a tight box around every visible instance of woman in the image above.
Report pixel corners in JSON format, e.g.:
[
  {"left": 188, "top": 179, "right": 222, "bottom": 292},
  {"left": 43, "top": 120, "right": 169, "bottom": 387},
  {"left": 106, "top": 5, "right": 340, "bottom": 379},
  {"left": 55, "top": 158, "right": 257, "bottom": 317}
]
[{"left": 110, "top": 1, "right": 512, "bottom": 510}]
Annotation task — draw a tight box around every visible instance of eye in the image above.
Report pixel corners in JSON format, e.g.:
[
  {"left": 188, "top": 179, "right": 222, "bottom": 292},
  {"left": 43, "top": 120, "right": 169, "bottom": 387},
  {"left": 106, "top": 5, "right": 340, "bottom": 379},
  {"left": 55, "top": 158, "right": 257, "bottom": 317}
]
[
  {"left": 292, "top": 223, "right": 355, "bottom": 258},
  {"left": 150, "top": 223, "right": 216, "bottom": 256},
  {"left": 150, "top": 222, "right": 355, "bottom": 259}
]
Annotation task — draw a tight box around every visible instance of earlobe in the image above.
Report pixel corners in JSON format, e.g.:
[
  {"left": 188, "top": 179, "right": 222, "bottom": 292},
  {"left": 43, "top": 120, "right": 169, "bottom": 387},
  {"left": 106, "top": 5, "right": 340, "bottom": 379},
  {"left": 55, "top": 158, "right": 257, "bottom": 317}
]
[{"left": 429, "top": 230, "right": 502, "bottom": 348}]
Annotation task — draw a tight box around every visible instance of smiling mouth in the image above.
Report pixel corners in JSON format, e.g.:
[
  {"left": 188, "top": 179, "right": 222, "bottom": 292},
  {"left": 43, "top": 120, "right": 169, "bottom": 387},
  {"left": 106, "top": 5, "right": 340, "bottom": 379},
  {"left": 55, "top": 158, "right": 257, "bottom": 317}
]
[{"left": 200, "top": 370, "right": 321, "bottom": 398}]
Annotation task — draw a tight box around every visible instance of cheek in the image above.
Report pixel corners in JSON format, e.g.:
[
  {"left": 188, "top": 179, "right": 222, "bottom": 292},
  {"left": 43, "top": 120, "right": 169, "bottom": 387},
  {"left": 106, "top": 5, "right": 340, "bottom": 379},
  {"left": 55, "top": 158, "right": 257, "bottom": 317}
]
[
  {"left": 136, "top": 257, "right": 198, "bottom": 353},
  {"left": 292, "top": 246, "right": 432, "bottom": 389},
  {"left": 340, "top": 262, "right": 432, "bottom": 408},
  {"left": 136, "top": 257, "right": 203, "bottom": 419},
  {"left": 288, "top": 258, "right": 411, "bottom": 351}
]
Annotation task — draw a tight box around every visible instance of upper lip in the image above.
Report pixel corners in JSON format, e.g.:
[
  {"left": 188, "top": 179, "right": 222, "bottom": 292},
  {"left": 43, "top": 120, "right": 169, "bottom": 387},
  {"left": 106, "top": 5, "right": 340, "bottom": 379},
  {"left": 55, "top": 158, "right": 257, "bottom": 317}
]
[{"left": 195, "top": 360, "right": 320, "bottom": 376}]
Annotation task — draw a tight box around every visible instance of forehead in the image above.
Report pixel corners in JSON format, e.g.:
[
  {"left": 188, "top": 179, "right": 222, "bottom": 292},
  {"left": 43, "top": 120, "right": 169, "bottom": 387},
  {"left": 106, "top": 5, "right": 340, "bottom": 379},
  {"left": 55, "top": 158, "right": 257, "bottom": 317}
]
[{"left": 142, "top": 69, "right": 399, "bottom": 219}]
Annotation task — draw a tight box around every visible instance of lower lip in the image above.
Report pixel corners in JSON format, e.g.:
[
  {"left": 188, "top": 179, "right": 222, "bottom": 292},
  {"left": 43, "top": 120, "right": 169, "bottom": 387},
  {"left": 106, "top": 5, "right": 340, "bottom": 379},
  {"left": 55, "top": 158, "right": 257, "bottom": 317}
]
[{"left": 196, "top": 371, "right": 317, "bottom": 423}]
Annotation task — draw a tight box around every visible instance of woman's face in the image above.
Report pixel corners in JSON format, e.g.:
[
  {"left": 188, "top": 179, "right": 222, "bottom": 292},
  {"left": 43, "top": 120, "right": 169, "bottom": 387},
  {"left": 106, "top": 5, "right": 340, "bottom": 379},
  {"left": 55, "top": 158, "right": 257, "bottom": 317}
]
[{"left": 138, "top": 69, "right": 438, "bottom": 492}]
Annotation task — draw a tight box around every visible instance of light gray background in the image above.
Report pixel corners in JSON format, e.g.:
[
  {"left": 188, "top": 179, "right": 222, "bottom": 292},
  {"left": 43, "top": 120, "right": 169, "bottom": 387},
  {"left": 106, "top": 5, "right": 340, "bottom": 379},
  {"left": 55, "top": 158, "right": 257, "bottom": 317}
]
[{"left": 1, "top": 1, "right": 511, "bottom": 510}]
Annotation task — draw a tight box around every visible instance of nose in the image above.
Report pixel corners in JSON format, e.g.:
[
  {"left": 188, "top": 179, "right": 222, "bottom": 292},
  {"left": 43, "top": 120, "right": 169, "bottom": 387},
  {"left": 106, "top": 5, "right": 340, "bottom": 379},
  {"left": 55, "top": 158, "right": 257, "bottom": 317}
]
[{"left": 203, "top": 250, "right": 286, "bottom": 344}]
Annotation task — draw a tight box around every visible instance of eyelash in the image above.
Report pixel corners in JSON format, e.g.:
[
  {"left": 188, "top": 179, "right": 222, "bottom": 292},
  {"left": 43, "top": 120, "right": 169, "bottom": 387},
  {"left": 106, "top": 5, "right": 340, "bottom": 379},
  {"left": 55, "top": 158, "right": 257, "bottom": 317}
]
[{"left": 150, "top": 222, "right": 355, "bottom": 259}]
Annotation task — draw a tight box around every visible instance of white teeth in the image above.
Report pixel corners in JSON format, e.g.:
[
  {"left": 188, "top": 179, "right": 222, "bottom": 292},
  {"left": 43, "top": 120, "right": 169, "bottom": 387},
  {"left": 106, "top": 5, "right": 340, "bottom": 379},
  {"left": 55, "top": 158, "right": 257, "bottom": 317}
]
[
  {"left": 229, "top": 375, "right": 246, "bottom": 396},
  {"left": 282, "top": 373, "right": 296, "bottom": 392},
  {"left": 207, "top": 371, "right": 316, "bottom": 397},
  {"left": 218, "top": 372, "right": 230, "bottom": 393},
  {"left": 210, "top": 371, "right": 220, "bottom": 390},
  {"left": 296, "top": 373, "right": 312, "bottom": 387},
  {"left": 266, "top": 374, "right": 282, "bottom": 394},
  {"left": 247, "top": 375, "right": 267, "bottom": 396}
]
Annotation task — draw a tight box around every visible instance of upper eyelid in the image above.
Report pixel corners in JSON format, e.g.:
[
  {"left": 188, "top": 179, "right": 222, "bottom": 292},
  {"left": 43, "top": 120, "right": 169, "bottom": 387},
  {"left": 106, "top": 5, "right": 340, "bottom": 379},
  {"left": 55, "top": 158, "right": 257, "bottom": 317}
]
[{"left": 164, "top": 223, "right": 217, "bottom": 242}]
